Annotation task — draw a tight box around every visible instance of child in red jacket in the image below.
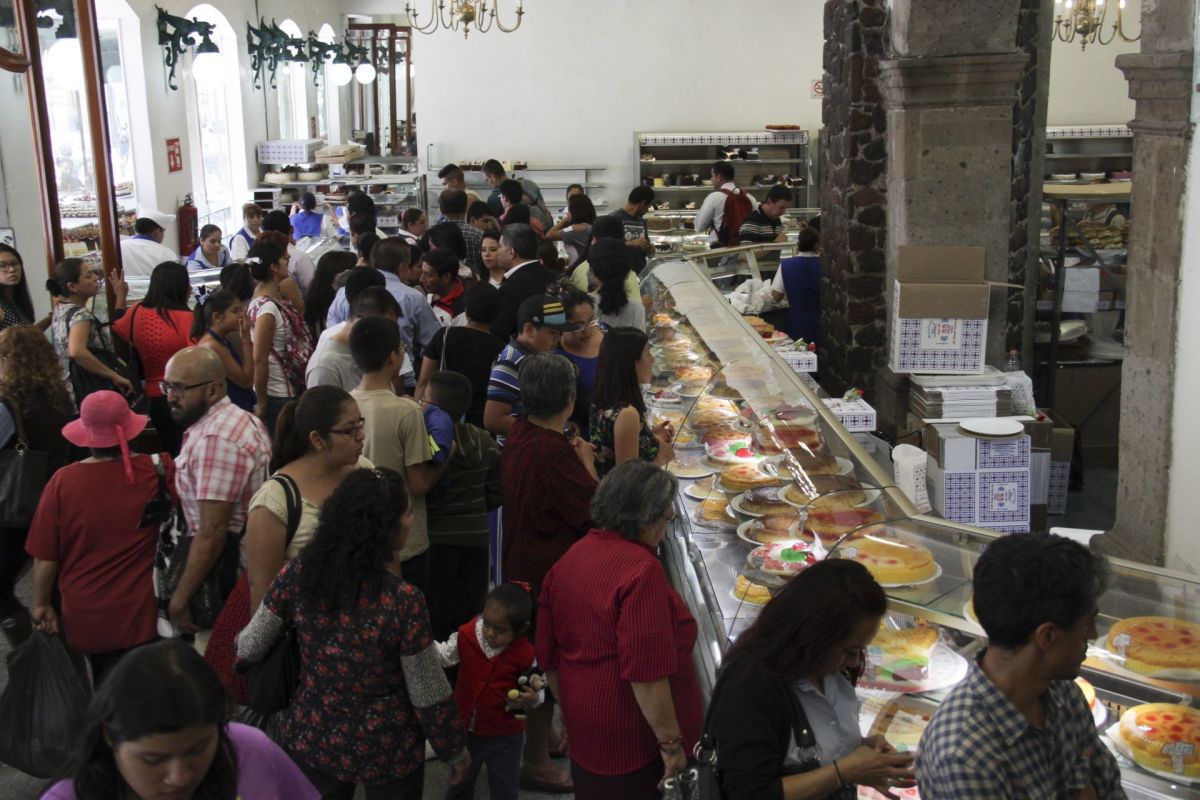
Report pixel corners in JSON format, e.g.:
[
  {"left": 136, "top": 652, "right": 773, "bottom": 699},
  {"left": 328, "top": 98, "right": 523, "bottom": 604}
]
[{"left": 435, "top": 582, "right": 542, "bottom": 800}]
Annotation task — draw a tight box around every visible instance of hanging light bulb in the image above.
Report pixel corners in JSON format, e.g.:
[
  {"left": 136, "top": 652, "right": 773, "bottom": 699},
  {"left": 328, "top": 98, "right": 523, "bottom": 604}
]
[
  {"left": 355, "top": 62, "right": 376, "bottom": 84},
  {"left": 329, "top": 62, "right": 352, "bottom": 86}
]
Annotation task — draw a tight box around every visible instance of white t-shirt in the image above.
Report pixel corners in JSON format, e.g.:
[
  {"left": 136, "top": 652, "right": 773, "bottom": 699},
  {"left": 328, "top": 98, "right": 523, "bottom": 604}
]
[
  {"left": 314, "top": 322, "right": 414, "bottom": 386},
  {"left": 248, "top": 297, "right": 291, "bottom": 398}
]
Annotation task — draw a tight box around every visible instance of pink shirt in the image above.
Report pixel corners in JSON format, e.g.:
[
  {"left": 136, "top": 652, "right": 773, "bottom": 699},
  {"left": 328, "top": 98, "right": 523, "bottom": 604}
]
[
  {"left": 42, "top": 723, "right": 319, "bottom": 799},
  {"left": 175, "top": 396, "right": 271, "bottom": 536}
]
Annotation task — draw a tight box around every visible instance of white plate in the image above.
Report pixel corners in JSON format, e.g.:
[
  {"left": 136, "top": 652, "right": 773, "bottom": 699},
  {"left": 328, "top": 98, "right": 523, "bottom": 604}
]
[
  {"left": 859, "top": 642, "right": 969, "bottom": 694},
  {"left": 779, "top": 485, "right": 882, "bottom": 511},
  {"left": 1105, "top": 721, "right": 1200, "bottom": 786},
  {"left": 667, "top": 459, "right": 716, "bottom": 479},
  {"left": 736, "top": 518, "right": 806, "bottom": 547},
  {"left": 958, "top": 418, "right": 1025, "bottom": 437},
  {"left": 684, "top": 476, "right": 719, "bottom": 500},
  {"left": 730, "top": 491, "right": 796, "bottom": 518},
  {"left": 874, "top": 562, "right": 943, "bottom": 590}
]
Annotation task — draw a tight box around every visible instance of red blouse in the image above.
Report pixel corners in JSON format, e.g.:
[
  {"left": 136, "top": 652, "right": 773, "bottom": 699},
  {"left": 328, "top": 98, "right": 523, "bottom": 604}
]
[
  {"left": 536, "top": 529, "right": 703, "bottom": 775},
  {"left": 500, "top": 418, "right": 597, "bottom": 591},
  {"left": 112, "top": 305, "right": 194, "bottom": 398}
]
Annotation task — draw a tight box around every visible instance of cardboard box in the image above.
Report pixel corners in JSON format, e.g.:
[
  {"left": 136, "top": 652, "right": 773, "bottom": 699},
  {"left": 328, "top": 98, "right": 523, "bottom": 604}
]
[
  {"left": 256, "top": 138, "right": 324, "bottom": 164},
  {"left": 925, "top": 423, "right": 1031, "bottom": 472},
  {"left": 927, "top": 457, "right": 1031, "bottom": 532},
  {"left": 1043, "top": 409, "right": 1075, "bottom": 515},
  {"left": 777, "top": 349, "right": 818, "bottom": 373},
  {"left": 1030, "top": 451, "right": 1050, "bottom": 505},
  {"left": 889, "top": 245, "right": 989, "bottom": 374},
  {"left": 1051, "top": 366, "right": 1116, "bottom": 468},
  {"left": 822, "top": 397, "right": 877, "bottom": 432}
]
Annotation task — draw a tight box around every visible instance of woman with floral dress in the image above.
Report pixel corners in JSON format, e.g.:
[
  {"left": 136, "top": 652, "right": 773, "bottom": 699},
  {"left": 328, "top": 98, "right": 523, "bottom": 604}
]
[
  {"left": 238, "top": 467, "right": 469, "bottom": 799},
  {"left": 589, "top": 326, "right": 673, "bottom": 477}
]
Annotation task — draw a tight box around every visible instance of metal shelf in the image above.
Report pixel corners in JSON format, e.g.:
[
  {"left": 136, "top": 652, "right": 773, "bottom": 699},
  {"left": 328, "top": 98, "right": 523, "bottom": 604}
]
[
  {"left": 641, "top": 158, "right": 808, "bottom": 166},
  {"left": 1045, "top": 152, "right": 1133, "bottom": 160}
]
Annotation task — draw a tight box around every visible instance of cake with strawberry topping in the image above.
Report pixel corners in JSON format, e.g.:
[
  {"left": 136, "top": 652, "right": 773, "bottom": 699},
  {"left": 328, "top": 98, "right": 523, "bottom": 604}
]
[
  {"left": 1105, "top": 616, "right": 1200, "bottom": 677},
  {"left": 1117, "top": 703, "right": 1200, "bottom": 778},
  {"left": 748, "top": 542, "right": 818, "bottom": 576}
]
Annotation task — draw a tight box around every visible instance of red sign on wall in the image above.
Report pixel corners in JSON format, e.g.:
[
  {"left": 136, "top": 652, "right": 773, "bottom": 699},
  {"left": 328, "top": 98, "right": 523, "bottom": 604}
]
[{"left": 166, "top": 138, "right": 183, "bottom": 173}]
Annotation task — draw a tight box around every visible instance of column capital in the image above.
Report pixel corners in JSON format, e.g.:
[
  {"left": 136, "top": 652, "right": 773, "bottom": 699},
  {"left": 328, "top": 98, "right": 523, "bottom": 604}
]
[
  {"left": 880, "top": 53, "right": 1027, "bottom": 109},
  {"left": 1116, "top": 51, "right": 1195, "bottom": 138}
]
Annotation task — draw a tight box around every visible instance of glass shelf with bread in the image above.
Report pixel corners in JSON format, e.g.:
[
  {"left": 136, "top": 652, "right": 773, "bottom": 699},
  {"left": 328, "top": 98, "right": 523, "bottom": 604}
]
[{"left": 642, "top": 256, "right": 1200, "bottom": 799}]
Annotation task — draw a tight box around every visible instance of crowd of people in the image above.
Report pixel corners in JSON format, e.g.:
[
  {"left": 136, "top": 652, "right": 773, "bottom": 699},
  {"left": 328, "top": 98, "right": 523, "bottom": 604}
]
[{"left": 0, "top": 163, "right": 1125, "bottom": 800}]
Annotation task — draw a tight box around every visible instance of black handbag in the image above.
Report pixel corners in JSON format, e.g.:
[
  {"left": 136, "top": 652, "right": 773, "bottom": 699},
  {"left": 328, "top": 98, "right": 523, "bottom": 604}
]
[
  {"left": 0, "top": 398, "right": 52, "bottom": 528},
  {"left": 150, "top": 454, "right": 242, "bottom": 632},
  {"left": 65, "top": 306, "right": 146, "bottom": 412},
  {"left": 237, "top": 474, "right": 302, "bottom": 718}
]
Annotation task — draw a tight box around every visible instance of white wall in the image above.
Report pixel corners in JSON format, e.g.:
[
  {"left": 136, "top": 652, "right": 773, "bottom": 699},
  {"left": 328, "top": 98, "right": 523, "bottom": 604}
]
[
  {"left": 1045, "top": 0, "right": 1141, "bottom": 126},
  {"left": 368, "top": 0, "right": 827, "bottom": 205}
]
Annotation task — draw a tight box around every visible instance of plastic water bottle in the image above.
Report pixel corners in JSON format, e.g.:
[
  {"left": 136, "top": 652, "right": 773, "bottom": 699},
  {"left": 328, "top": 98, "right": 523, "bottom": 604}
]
[{"left": 1004, "top": 349, "right": 1021, "bottom": 372}]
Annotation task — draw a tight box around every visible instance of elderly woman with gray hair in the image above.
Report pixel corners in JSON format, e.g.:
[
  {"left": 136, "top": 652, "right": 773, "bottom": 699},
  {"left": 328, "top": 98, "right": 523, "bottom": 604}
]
[{"left": 536, "top": 460, "right": 703, "bottom": 800}]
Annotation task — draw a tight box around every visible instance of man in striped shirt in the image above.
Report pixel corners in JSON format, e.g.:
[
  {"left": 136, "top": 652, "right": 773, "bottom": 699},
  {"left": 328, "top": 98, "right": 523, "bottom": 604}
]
[
  {"left": 484, "top": 295, "right": 580, "bottom": 440},
  {"left": 738, "top": 184, "right": 792, "bottom": 244}
]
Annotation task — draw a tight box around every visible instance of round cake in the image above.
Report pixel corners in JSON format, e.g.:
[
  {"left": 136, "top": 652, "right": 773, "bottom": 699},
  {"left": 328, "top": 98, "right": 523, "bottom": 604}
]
[
  {"left": 721, "top": 462, "right": 784, "bottom": 492},
  {"left": 648, "top": 388, "right": 682, "bottom": 408},
  {"left": 1117, "top": 703, "right": 1200, "bottom": 778},
  {"left": 802, "top": 509, "right": 886, "bottom": 546},
  {"left": 703, "top": 425, "right": 752, "bottom": 447},
  {"left": 838, "top": 537, "right": 937, "bottom": 586},
  {"left": 675, "top": 366, "right": 713, "bottom": 386},
  {"left": 733, "top": 574, "right": 773, "bottom": 606},
  {"left": 667, "top": 457, "right": 713, "bottom": 479},
  {"left": 1106, "top": 617, "right": 1200, "bottom": 676},
  {"left": 742, "top": 513, "right": 806, "bottom": 544},
  {"left": 779, "top": 449, "right": 842, "bottom": 477},
  {"left": 663, "top": 337, "right": 694, "bottom": 353},
  {"left": 737, "top": 487, "right": 795, "bottom": 516},
  {"left": 689, "top": 407, "right": 740, "bottom": 429},
  {"left": 694, "top": 396, "right": 739, "bottom": 414},
  {"left": 759, "top": 403, "right": 819, "bottom": 428},
  {"left": 697, "top": 496, "right": 735, "bottom": 526},
  {"left": 756, "top": 425, "right": 825, "bottom": 455},
  {"left": 749, "top": 542, "right": 818, "bottom": 576},
  {"left": 706, "top": 442, "right": 760, "bottom": 466},
  {"left": 782, "top": 478, "right": 869, "bottom": 511},
  {"left": 683, "top": 475, "right": 717, "bottom": 499}
]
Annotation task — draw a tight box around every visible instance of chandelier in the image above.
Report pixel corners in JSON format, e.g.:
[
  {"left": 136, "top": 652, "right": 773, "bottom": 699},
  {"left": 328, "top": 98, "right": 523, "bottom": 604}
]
[
  {"left": 1052, "top": 0, "right": 1140, "bottom": 50},
  {"left": 404, "top": 0, "right": 525, "bottom": 39}
]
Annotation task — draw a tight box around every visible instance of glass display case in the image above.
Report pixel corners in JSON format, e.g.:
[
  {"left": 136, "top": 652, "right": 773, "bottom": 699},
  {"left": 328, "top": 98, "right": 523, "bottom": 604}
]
[{"left": 641, "top": 257, "right": 1200, "bottom": 800}]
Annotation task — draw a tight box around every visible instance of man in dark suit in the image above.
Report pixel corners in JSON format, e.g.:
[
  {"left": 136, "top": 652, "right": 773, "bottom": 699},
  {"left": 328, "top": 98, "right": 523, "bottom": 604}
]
[{"left": 490, "top": 223, "right": 553, "bottom": 339}]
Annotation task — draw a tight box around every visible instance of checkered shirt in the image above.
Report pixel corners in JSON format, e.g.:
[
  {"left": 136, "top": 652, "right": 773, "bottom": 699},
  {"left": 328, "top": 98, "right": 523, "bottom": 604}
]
[
  {"left": 175, "top": 396, "right": 271, "bottom": 536},
  {"left": 917, "top": 659, "right": 1125, "bottom": 799},
  {"left": 454, "top": 220, "right": 485, "bottom": 275}
]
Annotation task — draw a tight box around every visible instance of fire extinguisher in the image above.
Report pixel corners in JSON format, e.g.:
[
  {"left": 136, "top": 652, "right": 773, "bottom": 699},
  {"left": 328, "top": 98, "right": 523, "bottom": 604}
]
[{"left": 178, "top": 194, "right": 199, "bottom": 257}]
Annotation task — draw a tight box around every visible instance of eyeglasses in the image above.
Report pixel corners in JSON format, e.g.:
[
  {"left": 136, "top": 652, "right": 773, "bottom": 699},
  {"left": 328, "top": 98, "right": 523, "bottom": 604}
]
[
  {"left": 325, "top": 417, "right": 365, "bottom": 437},
  {"left": 158, "top": 380, "right": 215, "bottom": 396},
  {"left": 0, "top": 261, "right": 21, "bottom": 272}
]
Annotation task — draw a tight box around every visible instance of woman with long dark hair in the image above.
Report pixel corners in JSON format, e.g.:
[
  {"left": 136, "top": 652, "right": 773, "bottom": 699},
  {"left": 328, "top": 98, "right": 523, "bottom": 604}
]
[
  {"left": 193, "top": 289, "right": 255, "bottom": 412},
  {"left": 589, "top": 326, "right": 672, "bottom": 476},
  {"left": 245, "top": 240, "right": 312, "bottom": 434},
  {"left": 0, "top": 243, "right": 48, "bottom": 331},
  {"left": 589, "top": 238, "right": 646, "bottom": 330},
  {"left": 238, "top": 468, "right": 469, "bottom": 798},
  {"left": 46, "top": 257, "right": 131, "bottom": 408},
  {"left": 0, "top": 326, "right": 73, "bottom": 648},
  {"left": 706, "top": 559, "right": 916, "bottom": 800},
  {"left": 112, "top": 261, "right": 193, "bottom": 454},
  {"left": 42, "top": 639, "right": 317, "bottom": 800},
  {"left": 303, "top": 250, "right": 356, "bottom": 341},
  {"left": 545, "top": 193, "right": 597, "bottom": 269}
]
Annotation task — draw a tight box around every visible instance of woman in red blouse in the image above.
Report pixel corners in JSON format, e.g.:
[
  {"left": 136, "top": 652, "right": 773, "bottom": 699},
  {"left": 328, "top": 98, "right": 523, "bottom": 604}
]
[
  {"left": 112, "top": 261, "right": 194, "bottom": 454},
  {"left": 537, "top": 460, "right": 702, "bottom": 799}
]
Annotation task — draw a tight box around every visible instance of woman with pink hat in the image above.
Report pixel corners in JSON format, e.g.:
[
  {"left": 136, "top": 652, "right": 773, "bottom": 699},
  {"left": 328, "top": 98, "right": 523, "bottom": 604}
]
[{"left": 25, "top": 390, "right": 173, "bottom": 683}]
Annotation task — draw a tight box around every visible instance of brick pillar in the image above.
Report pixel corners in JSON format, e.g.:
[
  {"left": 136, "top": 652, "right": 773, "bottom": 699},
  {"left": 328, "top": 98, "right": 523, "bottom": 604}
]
[
  {"left": 880, "top": 1, "right": 1026, "bottom": 367},
  {"left": 1095, "top": 2, "right": 1195, "bottom": 564},
  {"left": 819, "top": 0, "right": 889, "bottom": 398}
]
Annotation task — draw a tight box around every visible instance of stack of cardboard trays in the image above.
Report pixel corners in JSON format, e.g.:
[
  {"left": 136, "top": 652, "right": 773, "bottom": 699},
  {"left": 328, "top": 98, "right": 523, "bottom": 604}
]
[{"left": 926, "top": 423, "right": 1031, "bottom": 533}]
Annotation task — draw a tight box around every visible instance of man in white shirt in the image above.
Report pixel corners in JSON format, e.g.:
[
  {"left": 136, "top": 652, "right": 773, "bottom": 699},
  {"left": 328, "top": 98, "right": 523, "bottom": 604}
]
[
  {"left": 262, "top": 209, "right": 317, "bottom": 294},
  {"left": 120, "top": 216, "right": 181, "bottom": 292},
  {"left": 227, "top": 203, "right": 264, "bottom": 261},
  {"left": 694, "top": 161, "right": 756, "bottom": 246},
  {"left": 307, "top": 285, "right": 413, "bottom": 390}
]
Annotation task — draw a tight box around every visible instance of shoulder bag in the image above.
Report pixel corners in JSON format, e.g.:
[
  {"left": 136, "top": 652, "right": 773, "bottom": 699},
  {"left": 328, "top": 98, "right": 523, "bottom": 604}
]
[
  {"left": 151, "top": 453, "right": 242, "bottom": 633},
  {"left": 65, "top": 305, "right": 146, "bottom": 412},
  {"left": 236, "top": 474, "right": 303, "bottom": 720},
  {"left": 0, "top": 397, "right": 52, "bottom": 528}
]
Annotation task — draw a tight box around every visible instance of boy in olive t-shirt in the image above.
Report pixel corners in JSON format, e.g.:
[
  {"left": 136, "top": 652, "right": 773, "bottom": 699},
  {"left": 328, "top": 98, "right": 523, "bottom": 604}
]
[{"left": 349, "top": 317, "right": 450, "bottom": 595}]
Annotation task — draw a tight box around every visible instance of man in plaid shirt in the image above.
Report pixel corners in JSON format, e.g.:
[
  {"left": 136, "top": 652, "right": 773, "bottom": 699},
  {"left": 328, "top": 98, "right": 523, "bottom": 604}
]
[
  {"left": 163, "top": 347, "right": 271, "bottom": 643},
  {"left": 917, "top": 534, "right": 1125, "bottom": 799}
]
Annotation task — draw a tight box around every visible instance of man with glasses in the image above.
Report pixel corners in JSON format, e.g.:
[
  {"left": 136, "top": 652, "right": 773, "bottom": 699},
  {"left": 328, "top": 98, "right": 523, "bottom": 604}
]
[{"left": 162, "top": 346, "right": 270, "bottom": 650}]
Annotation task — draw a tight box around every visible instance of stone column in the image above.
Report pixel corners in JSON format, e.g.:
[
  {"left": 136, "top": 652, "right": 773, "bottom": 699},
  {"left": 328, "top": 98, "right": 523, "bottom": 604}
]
[
  {"left": 1097, "top": 5, "right": 1195, "bottom": 563},
  {"left": 880, "top": 1, "right": 1026, "bottom": 366},
  {"left": 819, "top": 0, "right": 889, "bottom": 398}
]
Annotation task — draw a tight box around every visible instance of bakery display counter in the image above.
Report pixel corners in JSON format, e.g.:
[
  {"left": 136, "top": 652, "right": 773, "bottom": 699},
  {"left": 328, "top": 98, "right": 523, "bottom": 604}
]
[{"left": 641, "top": 257, "right": 1200, "bottom": 799}]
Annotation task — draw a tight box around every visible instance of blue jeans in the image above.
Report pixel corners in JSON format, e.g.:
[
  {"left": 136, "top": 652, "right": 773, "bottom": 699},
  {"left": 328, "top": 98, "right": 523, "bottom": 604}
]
[{"left": 445, "top": 732, "right": 523, "bottom": 800}]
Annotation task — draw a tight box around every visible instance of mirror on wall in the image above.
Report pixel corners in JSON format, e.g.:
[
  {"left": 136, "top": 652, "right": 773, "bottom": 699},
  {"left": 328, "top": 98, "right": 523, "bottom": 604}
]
[{"left": 346, "top": 18, "right": 413, "bottom": 156}]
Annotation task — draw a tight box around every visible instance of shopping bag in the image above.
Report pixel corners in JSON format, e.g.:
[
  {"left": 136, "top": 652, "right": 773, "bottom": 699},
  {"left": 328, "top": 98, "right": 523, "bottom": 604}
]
[{"left": 0, "top": 632, "right": 92, "bottom": 777}]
